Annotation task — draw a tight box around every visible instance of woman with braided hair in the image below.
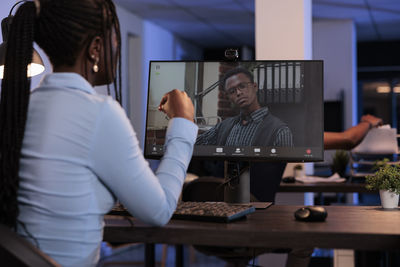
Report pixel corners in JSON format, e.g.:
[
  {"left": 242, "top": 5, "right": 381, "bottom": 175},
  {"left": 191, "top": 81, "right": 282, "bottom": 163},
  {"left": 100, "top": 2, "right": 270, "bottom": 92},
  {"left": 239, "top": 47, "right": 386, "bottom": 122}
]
[{"left": 0, "top": 0, "right": 197, "bottom": 266}]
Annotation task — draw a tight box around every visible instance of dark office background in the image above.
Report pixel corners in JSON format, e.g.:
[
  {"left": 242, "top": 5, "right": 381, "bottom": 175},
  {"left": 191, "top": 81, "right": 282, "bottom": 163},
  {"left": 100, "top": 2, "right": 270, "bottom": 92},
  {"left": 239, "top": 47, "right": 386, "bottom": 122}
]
[{"left": 358, "top": 41, "right": 400, "bottom": 132}]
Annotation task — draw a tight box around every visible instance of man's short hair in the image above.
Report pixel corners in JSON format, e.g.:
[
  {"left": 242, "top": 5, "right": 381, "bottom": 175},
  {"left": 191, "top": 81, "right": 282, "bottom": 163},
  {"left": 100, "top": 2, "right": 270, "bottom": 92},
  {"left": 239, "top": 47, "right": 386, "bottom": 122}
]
[{"left": 222, "top": 67, "right": 254, "bottom": 90}]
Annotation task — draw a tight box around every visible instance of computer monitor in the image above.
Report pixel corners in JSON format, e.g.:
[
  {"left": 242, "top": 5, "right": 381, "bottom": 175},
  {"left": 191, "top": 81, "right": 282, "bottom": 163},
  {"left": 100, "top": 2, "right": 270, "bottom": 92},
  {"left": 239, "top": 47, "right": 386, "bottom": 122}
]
[{"left": 144, "top": 60, "right": 324, "bottom": 162}]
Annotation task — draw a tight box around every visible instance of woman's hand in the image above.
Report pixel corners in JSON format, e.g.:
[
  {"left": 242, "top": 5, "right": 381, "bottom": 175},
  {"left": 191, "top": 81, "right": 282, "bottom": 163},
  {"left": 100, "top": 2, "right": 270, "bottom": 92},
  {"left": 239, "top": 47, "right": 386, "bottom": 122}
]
[{"left": 158, "top": 89, "right": 194, "bottom": 122}]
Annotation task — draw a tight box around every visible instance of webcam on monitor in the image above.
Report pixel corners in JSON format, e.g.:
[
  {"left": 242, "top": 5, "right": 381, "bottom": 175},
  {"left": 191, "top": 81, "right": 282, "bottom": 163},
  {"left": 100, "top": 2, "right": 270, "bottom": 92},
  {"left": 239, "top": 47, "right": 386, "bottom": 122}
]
[{"left": 224, "top": 48, "right": 239, "bottom": 61}]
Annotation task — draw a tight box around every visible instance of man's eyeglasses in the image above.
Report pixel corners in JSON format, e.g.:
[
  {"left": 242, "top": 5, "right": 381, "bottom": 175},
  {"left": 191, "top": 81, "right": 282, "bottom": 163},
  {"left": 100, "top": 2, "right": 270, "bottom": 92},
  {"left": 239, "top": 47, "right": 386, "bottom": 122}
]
[{"left": 226, "top": 82, "right": 253, "bottom": 95}]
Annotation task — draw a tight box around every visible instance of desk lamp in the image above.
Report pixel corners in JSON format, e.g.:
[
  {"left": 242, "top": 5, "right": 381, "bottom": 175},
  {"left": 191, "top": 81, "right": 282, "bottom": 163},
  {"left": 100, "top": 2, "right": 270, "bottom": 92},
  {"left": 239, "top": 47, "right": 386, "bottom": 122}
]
[{"left": 0, "top": 1, "right": 45, "bottom": 79}]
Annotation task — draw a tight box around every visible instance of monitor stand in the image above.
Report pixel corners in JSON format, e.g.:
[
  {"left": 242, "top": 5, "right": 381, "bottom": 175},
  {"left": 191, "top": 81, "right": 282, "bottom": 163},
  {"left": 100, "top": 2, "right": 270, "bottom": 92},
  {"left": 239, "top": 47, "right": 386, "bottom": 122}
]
[{"left": 223, "top": 160, "right": 250, "bottom": 203}]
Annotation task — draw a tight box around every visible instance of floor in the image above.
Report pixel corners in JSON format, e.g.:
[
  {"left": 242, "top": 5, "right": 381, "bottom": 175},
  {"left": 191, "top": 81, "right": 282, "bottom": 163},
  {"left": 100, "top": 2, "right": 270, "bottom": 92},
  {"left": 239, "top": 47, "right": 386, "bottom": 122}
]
[
  {"left": 98, "top": 243, "right": 228, "bottom": 267},
  {"left": 97, "top": 242, "right": 335, "bottom": 267}
]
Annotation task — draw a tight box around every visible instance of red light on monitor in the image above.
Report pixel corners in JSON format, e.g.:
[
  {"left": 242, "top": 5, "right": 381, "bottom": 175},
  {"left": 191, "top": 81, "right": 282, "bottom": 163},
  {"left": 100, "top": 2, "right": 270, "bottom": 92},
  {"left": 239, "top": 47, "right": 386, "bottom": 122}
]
[{"left": 306, "top": 149, "right": 312, "bottom": 154}]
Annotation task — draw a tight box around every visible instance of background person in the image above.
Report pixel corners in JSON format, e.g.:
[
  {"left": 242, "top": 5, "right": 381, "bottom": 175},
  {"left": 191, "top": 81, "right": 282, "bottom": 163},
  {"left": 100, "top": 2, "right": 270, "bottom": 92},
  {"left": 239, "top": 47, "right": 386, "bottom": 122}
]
[{"left": 324, "top": 114, "right": 383, "bottom": 150}]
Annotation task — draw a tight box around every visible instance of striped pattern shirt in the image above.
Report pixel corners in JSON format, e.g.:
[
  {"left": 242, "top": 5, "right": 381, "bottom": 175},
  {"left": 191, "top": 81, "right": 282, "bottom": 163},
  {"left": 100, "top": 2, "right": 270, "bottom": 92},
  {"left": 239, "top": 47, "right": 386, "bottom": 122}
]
[{"left": 196, "top": 107, "right": 293, "bottom": 147}]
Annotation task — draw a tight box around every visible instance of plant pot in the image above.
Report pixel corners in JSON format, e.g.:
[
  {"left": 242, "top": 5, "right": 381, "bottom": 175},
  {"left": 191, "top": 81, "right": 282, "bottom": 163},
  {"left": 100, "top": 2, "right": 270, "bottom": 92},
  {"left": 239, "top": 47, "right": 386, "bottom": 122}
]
[{"left": 379, "top": 189, "right": 399, "bottom": 209}]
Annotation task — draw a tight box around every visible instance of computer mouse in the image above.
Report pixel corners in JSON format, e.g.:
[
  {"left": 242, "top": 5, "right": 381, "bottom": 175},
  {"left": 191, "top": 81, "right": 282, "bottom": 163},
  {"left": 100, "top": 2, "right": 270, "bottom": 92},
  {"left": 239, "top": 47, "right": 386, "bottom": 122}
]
[
  {"left": 282, "top": 176, "right": 295, "bottom": 183},
  {"left": 294, "top": 206, "right": 327, "bottom": 222}
]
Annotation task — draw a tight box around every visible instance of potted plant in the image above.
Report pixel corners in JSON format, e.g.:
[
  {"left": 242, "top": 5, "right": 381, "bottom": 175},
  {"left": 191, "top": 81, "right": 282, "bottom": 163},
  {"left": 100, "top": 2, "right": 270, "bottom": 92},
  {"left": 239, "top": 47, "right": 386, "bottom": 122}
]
[
  {"left": 372, "top": 158, "right": 390, "bottom": 171},
  {"left": 293, "top": 164, "right": 305, "bottom": 178},
  {"left": 366, "top": 164, "right": 400, "bottom": 209},
  {"left": 331, "top": 150, "right": 349, "bottom": 177}
]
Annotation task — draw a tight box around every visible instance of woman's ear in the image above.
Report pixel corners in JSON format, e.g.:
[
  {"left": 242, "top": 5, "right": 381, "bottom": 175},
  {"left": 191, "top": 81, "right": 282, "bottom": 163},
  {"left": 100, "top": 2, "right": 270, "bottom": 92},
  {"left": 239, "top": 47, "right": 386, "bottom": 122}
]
[
  {"left": 87, "top": 36, "right": 102, "bottom": 63},
  {"left": 86, "top": 36, "right": 103, "bottom": 75}
]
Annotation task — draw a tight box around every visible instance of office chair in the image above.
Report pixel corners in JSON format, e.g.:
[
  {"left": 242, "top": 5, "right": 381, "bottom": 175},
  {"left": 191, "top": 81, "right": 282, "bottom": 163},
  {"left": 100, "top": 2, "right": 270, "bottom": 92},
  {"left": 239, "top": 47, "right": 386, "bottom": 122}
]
[
  {"left": 0, "top": 224, "right": 60, "bottom": 267},
  {"left": 250, "top": 162, "right": 287, "bottom": 202},
  {"left": 182, "top": 176, "right": 225, "bottom": 202},
  {"left": 185, "top": 162, "right": 286, "bottom": 202}
]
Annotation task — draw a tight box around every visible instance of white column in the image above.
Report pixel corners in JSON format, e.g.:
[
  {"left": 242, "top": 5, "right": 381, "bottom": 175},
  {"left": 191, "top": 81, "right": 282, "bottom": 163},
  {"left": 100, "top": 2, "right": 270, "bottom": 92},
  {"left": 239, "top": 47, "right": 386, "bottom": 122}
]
[
  {"left": 313, "top": 20, "right": 357, "bottom": 129},
  {"left": 255, "top": 0, "right": 312, "bottom": 60},
  {"left": 255, "top": 4, "right": 315, "bottom": 265},
  {"left": 255, "top": 0, "right": 314, "bottom": 209}
]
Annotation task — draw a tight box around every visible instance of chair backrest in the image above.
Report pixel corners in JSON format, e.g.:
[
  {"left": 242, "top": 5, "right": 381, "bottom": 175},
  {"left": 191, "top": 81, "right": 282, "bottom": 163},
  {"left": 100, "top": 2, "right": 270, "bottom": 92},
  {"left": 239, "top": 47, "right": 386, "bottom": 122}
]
[
  {"left": 182, "top": 176, "right": 225, "bottom": 202},
  {"left": 0, "top": 224, "right": 60, "bottom": 267},
  {"left": 250, "top": 162, "right": 287, "bottom": 202},
  {"left": 184, "top": 161, "right": 287, "bottom": 203}
]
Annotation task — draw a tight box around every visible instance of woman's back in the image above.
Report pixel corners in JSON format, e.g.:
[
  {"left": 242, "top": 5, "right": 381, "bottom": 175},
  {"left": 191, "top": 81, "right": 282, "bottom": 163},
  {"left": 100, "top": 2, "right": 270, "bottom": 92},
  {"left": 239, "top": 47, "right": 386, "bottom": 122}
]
[{"left": 18, "top": 73, "right": 116, "bottom": 266}]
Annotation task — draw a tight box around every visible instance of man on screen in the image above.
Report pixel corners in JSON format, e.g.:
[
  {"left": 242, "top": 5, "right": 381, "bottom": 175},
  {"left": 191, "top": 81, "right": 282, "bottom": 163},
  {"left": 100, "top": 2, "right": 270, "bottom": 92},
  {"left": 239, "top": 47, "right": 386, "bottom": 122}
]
[{"left": 195, "top": 67, "right": 293, "bottom": 147}]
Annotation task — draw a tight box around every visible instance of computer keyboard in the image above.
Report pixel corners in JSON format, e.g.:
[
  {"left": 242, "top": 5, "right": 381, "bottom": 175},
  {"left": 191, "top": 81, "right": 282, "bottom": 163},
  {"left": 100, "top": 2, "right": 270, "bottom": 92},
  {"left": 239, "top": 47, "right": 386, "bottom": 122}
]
[
  {"left": 172, "top": 201, "right": 255, "bottom": 223},
  {"left": 109, "top": 202, "right": 256, "bottom": 223}
]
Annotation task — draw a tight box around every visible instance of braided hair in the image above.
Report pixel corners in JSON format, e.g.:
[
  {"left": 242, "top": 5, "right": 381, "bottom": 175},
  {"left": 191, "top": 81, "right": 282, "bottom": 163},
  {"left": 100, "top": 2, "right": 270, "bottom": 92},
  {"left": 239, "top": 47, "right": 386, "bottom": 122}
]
[{"left": 0, "top": 0, "right": 122, "bottom": 229}]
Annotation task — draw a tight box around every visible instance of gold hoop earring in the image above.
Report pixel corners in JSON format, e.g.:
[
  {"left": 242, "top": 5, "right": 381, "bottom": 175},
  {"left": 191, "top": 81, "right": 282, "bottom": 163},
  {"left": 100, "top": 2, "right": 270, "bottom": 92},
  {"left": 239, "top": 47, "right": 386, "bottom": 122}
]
[{"left": 92, "top": 55, "right": 99, "bottom": 73}]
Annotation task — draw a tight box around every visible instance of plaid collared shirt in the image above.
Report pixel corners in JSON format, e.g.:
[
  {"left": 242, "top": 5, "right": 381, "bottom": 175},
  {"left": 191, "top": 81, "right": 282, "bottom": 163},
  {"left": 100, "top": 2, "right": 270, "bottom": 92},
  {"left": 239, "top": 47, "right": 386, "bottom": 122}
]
[{"left": 196, "top": 107, "right": 293, "bottom": 147}]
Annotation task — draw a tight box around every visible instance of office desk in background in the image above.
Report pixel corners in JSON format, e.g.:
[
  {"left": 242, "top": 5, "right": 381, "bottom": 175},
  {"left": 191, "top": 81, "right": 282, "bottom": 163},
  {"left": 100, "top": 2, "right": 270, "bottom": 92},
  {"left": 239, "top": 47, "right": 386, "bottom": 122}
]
[
  {"left": 278, "top": 181, "right": 373, "bottom": 193},
  {"left": 103, "top": 205, "right": 400, "bottom": 267}
]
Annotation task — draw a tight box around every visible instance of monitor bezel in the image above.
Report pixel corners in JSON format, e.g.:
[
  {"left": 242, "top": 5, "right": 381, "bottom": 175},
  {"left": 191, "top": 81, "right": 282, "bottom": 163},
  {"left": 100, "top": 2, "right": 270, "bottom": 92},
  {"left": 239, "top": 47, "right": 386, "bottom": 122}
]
[{"left": 144, "top": 60, "right": 324, "bottom": 162}]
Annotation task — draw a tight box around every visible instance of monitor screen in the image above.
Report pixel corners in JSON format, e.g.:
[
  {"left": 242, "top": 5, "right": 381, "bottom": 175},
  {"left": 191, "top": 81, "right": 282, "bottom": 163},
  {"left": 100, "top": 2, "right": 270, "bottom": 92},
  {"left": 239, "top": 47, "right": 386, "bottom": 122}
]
[{"left": 144, "top": 60, "right": 324, "bottom": 162}]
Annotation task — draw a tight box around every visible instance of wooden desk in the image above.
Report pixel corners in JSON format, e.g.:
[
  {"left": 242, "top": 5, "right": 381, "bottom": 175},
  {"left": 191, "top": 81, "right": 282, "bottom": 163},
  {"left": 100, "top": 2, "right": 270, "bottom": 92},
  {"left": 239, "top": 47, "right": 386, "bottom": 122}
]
[
  {"left": 278, "top": 181, "right": 374, "bottom": 193},
  {"left": 104, "top": 205, "right": 400, "bottom": 263}
]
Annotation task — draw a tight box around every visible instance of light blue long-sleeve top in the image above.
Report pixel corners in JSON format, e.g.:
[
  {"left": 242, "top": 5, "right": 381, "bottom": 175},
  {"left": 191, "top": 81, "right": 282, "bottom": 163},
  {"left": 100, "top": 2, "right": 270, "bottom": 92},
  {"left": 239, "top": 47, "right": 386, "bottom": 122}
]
[{"left": 17, "top": 72, "right": 198, "bottom": 267}]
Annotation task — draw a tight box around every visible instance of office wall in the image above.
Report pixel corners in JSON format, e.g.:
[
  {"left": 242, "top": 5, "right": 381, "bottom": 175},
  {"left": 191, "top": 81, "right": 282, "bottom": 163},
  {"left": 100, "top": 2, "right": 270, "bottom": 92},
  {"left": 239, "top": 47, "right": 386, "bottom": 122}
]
[
  {"left": 119, "top": 6, "right": 203, "bottom": 147},
  {"left": 91, "top": 6, "right": 203, "bottom": 146},
  {"left": 0, "top": 1, "right": 13, "bottom": 34},
  {"left": 0, "top": 1, "right": 19, "bottom": 43},
  {"left": 313, "top": 19, "right": 357, "bottom": 129}
]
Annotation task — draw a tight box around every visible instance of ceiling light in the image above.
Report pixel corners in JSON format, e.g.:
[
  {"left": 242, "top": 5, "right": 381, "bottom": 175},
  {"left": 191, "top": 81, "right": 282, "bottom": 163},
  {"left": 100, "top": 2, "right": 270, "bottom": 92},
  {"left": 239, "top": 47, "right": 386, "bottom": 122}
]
[
  {"left": 376, "top": 86, "right": 390, "bottom": 93},
  {"left": 0, "top": 1, "right": 45, "bottom": 79}
]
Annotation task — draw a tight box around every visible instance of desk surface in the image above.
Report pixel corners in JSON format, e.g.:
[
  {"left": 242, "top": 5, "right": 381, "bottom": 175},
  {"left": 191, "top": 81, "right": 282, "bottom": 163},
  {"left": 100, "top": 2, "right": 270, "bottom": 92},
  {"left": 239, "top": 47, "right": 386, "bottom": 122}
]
[
  {"left": 104, "top": 205, "right": 400, "bottom": 251},
  {"left": 278, "top": 182, "right": 373, "bottom": 193}
]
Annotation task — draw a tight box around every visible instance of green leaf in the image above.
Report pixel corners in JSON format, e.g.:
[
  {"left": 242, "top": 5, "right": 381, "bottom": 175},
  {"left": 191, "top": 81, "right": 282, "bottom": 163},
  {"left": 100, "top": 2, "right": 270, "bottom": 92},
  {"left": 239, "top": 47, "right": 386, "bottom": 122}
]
[{"left": 366, "top": 165, "right": 400, "bottom": 194}]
